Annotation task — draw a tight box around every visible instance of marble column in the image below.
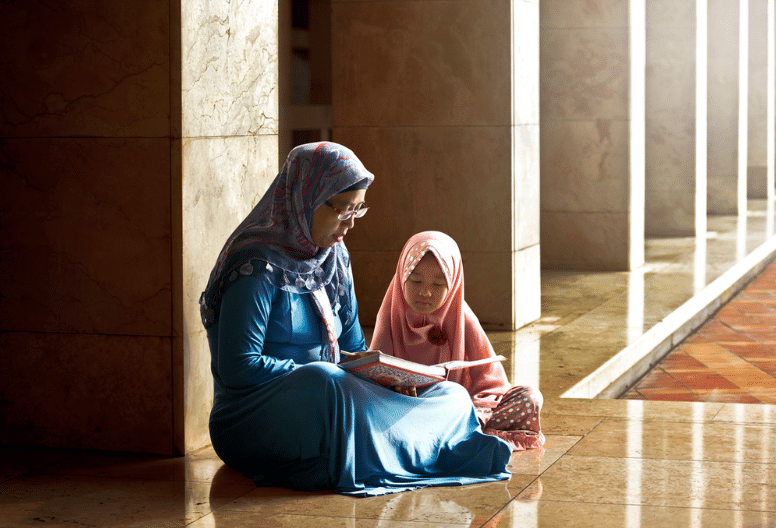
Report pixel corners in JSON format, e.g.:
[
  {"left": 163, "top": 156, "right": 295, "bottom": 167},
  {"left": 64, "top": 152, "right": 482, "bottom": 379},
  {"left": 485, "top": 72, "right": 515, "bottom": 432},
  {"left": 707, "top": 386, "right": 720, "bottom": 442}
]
[
  {"left": 0, "top": 0, "right": 278, "bottom": 455},
  {"left": 0, "top": 2, "right": 175, "bottom": 453},
  {"left": 770, "top": 0, "right": 776, "bottom": 205},
  {"left": 749, "top": 0, "right": 769, "bottom": 198},
  {"left": 331, "top": 0, "right": 540, "bottom": 330},
  {"left": 541, "top": 0, "right": 646, "bottom": 270},
  {"left": 645, "top": 1, "right": 706, "bottom": 237},
  {"left": 178, "top": 0, "right": 278, "bottom": 453},
  {"left": 707, "top": 0, "right": 745, "bottom": 214}
]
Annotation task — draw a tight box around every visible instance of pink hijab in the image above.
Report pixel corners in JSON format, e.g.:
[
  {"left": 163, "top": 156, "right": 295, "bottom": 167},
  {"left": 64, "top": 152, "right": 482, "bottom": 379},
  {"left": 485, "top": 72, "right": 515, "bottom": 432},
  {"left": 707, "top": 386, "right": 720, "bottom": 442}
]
[{"left": 370, "top": 231, "right": 511, "bottom": 409}]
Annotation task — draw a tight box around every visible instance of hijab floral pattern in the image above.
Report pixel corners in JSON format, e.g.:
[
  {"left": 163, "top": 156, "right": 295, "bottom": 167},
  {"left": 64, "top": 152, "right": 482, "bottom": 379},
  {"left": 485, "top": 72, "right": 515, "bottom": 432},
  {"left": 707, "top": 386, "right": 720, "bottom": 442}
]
[{"left": 200, "top": 142, "right": 374, "bottom": 331}]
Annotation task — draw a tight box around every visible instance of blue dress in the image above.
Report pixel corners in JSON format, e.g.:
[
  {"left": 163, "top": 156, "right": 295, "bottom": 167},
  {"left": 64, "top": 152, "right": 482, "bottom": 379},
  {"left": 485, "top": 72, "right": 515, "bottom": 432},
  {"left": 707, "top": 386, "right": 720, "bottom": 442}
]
[{"left": 207, "top": 274, "right": 512, "bottom": 496}]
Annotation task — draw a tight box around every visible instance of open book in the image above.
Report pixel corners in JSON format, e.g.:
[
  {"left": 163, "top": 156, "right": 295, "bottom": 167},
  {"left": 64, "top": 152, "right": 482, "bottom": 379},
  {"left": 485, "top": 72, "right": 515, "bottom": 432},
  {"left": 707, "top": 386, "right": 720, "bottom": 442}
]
[{"left": 339, "top": 351, "right": 506, "bottom": 390}]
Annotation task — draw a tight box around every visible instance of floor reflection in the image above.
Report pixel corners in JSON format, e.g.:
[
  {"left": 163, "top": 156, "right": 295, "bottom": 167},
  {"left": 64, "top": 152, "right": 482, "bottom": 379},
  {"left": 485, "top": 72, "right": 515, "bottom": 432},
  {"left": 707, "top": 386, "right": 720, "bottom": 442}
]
[
  {"left": 509, "top": 199, "right": 776, "bottom": 399},
  {"left": 5, "top": 201, "right": 776, "bottom": 527}
]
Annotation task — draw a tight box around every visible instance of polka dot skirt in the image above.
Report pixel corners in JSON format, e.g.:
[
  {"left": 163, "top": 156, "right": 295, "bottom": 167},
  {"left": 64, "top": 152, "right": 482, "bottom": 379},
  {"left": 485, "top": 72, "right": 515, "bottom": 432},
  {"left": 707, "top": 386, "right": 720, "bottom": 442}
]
[{"left": 479, "top": 386, "right": 545, "bottom": 451}]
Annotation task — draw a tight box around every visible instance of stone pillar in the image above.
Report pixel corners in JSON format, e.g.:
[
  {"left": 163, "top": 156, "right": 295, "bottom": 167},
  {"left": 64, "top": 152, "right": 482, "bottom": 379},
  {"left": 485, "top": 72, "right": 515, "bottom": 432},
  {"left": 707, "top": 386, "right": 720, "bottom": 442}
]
[
  {"left": 178, "top": 0, "right": 278, "bottom": 453},
  {"left": 645, "top": 1, "right": 706, "bottom": 237},
  {"left": 749, "top": 0, "right": 769, "bottom": 198},
  {"left": 0, "top": 0, "right": 278, "bottom": 455},
  {"left": 541, "top": 0, "right": 646, "bottom": 270},
  {"left": 331, "top": 0, "right": 540, "bottom": 330},
  {"left": 769, "top": 0, "right": 776, "bottom": 206},
  {"left": 708, "top": 0, "right": 744, "bottom": 213},
  {"left": 0, "top": 2, "right": 176, "bottom": 453}
]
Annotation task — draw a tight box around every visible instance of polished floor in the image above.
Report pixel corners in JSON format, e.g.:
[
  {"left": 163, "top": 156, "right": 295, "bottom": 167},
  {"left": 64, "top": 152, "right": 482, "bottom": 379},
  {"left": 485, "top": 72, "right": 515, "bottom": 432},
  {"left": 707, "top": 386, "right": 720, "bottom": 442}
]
[
  {"left": 622, "top": 261, "right": 776, "bottom": 404},
  {"left": 3, "top": 202, "right": 776, "bottom": 527}
]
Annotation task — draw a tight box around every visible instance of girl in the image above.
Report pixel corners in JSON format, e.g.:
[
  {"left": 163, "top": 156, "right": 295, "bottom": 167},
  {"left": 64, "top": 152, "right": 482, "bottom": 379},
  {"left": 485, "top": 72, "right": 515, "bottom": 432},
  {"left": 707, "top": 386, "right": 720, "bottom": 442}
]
[{"left": 371, "top": 231, "right": 545, "bottom": 451}]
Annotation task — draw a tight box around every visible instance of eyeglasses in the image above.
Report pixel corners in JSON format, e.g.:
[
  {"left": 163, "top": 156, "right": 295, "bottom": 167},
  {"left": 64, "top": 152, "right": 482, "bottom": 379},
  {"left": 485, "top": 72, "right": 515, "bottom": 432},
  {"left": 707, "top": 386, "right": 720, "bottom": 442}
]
[{"left": 324, "top": 201, "right": 369, "bottom": 221}]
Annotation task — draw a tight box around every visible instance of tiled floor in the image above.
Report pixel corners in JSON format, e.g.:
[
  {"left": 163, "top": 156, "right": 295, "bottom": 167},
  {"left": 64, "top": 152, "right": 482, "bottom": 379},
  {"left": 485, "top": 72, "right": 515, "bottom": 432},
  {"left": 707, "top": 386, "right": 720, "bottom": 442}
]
[
  {"left": 3, "top": 202, "right": 776, "bottom": 527},
  {"left": 3, "top": 400, "right": 776, "bottom": 527},
  {"left": 622, "top": 262, "right": 776, "bottom": 404}
]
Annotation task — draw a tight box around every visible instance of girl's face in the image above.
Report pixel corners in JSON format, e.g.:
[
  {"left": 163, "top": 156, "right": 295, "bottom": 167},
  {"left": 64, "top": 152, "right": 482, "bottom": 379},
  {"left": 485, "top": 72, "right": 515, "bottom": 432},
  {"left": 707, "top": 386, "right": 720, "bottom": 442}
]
[
  {"left": 310, "top": 189, "right": 366, "bottom": 248},
  {"left": 403, "top": 253, "right": 449, "bottom": 315}
]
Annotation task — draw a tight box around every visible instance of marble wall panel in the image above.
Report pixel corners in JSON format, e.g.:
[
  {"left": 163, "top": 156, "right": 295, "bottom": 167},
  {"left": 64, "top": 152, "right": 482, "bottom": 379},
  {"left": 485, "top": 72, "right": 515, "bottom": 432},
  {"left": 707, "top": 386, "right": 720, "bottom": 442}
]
[
  {"left": 541, "top": 211, "right": 630, "bottom": 270},
  {"left": 513, "top": 0, "right": 541, "bottom": 255},
  {"left": 540, "top": 0, "right": 642, "bottom": 271},
  {"left": 645, "top": 0, "right": 697, "bottom": 236},
  {"left": 540, "top": 119, "right": 630, "bottom": 213},
  {"left": 513, "top": 0, "right": 540, "bottom": 126},
  {"left": 707, "top": 0, "right": 741, "bottom": 214},
  {"left": 748, "top": 115, "right": 768, "bottom": 169},
  {"left": 333, "top": 124, "right": 515, "bottom": 326},
  {"left": 540, "top": 28, "right": 629, "bottom": 121},
  {"left": 347, "top": 249, "right": 401, "bottom": 329},
  {"left": 333, "top": 0, "right": 540, "bottom": 328},
  {"left": 645, "top": 0, "right": 696, "bottom": 40},
  {"left": 514, "top": 124, "right": 540, "bottom": 250},
  {"left": 512, "top": 244, "right": 541, "bottom": 329},
  {"left": 645, "top": 117, "right": 696, "bottom": 235},
  {"left": 332, "top": 0, "right": 511, "bottom": 127},
  {"left": 0, "top": 331, "right": 173, "bottom": 454},
  {"left": 352, "top": 249, "right": 522, "bottom": 331},
  {"left": 334, "top": 126, "right": 513, "bottom": 254},
  {"left": 748, "top": 0, "right": 769, "bottom": 198},
  {"left": 0, "top": 0, "right": 175, "bottom": 455},
  {"left": 749, "top": 0, "right": 769, "bottom": 123},
  {"left": 178, "top": 135, "right": 278, "bottom": 452},
  {"left": 0, "top": 1, "right": 170, "bottom": 138},
  {"left": 540, "top": 0, "right": 628, "bottom": 28},
  {"left": 0, "top": 138, "right": 172, "bottom": 336},
  {"left": 748, "top": 166, "right": 768, "bottom": 197},
  {"left": 181, "top": 0, "right": 278, "bottom": 138},
  {"left": 645, "top": 36, "right": 695, "bottom": 123},
  {"left": 177, "top": 0, "right": 279, "bottom": 453},
  {"left": 460, "top": 251, "right": 513, "bottom": 330}
]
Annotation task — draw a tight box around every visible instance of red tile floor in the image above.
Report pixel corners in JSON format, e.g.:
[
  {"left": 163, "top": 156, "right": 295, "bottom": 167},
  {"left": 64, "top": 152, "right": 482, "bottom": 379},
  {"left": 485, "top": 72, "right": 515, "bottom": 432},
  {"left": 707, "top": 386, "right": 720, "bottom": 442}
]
[{"left": 621, "top": 260, "right": 776, "bottom": 403}]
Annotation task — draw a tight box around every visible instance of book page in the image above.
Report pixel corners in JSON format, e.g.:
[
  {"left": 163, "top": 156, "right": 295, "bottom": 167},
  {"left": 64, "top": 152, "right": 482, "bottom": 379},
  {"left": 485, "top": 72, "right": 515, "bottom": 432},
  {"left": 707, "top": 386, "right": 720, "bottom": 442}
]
[{"left": 435, "top": 355, "right": 506, "bottom": 370}]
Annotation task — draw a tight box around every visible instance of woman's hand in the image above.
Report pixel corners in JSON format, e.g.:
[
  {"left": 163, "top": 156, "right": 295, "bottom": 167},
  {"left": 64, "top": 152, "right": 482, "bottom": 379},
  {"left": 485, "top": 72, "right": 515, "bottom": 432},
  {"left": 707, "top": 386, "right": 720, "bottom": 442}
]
[
  {"left": 338, "top": 350, "right": 375, "bottom": 363},
  {"left": 339, "top": 351, "right": 417, "bottom": 396}
]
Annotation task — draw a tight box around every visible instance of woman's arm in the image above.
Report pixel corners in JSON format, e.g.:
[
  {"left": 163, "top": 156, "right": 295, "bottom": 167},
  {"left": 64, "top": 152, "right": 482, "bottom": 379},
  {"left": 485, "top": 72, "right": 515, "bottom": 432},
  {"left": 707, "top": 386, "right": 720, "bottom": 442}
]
[{"left": 217, "top": 275, "right": 296, "bottom": 388}]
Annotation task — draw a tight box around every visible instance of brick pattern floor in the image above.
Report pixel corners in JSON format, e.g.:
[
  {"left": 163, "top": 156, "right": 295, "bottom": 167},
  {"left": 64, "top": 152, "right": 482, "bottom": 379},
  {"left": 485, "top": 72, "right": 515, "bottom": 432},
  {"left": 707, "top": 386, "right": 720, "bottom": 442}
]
[{"left": 621, "top": 261, "right": 776, "bottom": 403}]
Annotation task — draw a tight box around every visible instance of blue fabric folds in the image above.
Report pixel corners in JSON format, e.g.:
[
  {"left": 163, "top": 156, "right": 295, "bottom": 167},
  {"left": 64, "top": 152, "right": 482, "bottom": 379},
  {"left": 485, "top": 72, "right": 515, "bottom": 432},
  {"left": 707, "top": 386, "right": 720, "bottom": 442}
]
[{"left": 207, "top": 275, "right": 511, "bottom": 496}]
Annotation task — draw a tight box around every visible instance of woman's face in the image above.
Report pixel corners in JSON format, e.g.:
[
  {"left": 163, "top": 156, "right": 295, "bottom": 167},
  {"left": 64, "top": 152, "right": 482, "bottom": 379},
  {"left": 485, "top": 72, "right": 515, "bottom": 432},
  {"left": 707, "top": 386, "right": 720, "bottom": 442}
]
[
  {"left": 310, "top": 189, "right": 367, "bottom": 248},
  {"left": 403, "top": 253, "right": 449, "bottom": 315}
]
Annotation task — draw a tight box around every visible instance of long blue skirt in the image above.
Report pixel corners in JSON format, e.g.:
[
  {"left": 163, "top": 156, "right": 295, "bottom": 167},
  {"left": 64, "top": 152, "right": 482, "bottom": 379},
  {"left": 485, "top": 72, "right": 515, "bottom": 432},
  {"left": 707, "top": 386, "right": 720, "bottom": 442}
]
[{"left": 209, "top": 362, "right": 512, "bottom": 496}]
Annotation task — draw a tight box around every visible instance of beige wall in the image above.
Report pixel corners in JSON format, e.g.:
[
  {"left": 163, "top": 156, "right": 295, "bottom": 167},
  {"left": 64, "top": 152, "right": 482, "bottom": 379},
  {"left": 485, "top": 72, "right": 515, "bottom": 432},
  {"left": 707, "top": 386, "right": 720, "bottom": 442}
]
[{"left": 331, "top": 0, "right": 541, "bottom": 330}]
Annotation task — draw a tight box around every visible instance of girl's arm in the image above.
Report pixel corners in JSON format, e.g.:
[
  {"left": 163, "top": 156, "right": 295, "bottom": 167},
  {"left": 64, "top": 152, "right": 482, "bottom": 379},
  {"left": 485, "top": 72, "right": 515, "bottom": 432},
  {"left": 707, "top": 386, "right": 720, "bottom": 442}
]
[{"left": 456, "top": 306, "right": 512, "bottom": 407}]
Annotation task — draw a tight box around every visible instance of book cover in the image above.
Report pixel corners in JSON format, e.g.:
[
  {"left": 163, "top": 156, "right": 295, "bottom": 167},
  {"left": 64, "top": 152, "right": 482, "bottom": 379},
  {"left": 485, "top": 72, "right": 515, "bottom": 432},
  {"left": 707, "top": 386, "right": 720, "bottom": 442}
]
[{"left": 339, "top": 352, "right": 506, "bottom": 390}]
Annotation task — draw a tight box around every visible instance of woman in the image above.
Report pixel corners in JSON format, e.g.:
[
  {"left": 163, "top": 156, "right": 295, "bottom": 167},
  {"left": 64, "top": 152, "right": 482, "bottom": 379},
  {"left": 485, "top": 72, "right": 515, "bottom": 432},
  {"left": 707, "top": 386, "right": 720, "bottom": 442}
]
[
  {"left": 199, "top": 142, "right": 511, "bottom": 496},
  {"left": 371, "top": 231, "right": 545, "bottom": 451}
]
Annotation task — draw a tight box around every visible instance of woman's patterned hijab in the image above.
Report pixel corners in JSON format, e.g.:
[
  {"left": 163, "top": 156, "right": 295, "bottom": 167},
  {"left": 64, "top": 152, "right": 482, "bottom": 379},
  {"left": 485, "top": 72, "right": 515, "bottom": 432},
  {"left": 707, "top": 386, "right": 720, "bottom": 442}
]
[{"left": 200, "top": 142, "right": 374, "bottom": 328}]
